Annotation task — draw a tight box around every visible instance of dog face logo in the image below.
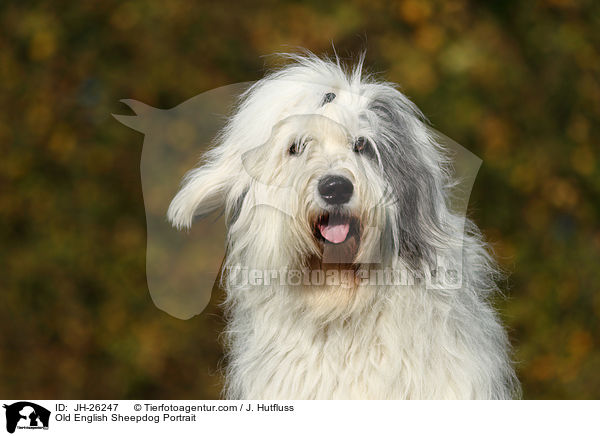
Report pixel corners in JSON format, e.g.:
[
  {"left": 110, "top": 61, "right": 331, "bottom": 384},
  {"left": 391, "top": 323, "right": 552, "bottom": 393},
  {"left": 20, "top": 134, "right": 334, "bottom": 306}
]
[
  {"left": 114, "top": 60, "right": 481, "bottom": 320},
  {"left": 3, "top": 402, "right": 50, "bottom": 434}
]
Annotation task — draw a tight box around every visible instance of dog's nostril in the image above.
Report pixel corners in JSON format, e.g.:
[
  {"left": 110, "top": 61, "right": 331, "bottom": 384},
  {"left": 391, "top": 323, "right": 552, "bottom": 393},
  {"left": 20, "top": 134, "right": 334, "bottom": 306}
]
[{"left": 318, "top": 175, "right": 354, "bottom": 205}]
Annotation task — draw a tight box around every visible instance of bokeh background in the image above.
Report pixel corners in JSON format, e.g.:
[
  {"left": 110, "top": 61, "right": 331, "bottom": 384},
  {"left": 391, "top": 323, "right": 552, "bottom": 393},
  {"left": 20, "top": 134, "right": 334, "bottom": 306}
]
[{"left": 1, "top": 0, "right": 599, "bottom": 399}]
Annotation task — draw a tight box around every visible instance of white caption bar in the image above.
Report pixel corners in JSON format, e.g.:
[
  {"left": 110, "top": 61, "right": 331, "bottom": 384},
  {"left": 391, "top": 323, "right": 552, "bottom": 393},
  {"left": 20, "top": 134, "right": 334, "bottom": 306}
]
[{"left": 0, "top": 400, "right": 597, "bottom": 435}]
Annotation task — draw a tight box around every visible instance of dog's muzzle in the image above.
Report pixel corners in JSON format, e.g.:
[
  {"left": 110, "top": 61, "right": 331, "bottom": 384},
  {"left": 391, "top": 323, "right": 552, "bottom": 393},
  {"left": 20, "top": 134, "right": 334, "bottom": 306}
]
[{"left": 318, "top": 175, "right": 353, "bottom": 205}]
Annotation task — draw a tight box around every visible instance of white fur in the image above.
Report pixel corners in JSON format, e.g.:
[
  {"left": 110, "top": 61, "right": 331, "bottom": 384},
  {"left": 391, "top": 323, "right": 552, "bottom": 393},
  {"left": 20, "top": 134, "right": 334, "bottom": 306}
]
[{"left": 168, "top": 53, "right": 520, "bottom": 399}]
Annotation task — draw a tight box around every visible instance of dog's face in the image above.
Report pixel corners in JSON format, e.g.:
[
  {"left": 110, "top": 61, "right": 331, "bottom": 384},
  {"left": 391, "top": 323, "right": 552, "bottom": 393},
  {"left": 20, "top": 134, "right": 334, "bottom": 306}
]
[
  {"left": 168, "top": 56, "right": 450, "bottom": 311},
  {"left": 238, "top": 112, "right": 389, "bottom": 273}
]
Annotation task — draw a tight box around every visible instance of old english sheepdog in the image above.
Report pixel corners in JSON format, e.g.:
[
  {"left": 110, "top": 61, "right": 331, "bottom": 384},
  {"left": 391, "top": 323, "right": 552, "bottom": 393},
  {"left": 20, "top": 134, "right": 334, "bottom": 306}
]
[{"left": 167, "top": 53, "right": 520, "bottom": 399}]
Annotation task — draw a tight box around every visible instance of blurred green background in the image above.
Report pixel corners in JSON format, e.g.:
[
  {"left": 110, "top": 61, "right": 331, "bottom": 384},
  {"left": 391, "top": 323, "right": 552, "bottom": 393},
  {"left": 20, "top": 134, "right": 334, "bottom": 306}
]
[{"left": 1, "top": 0, "right": 599, "bottom": 399}]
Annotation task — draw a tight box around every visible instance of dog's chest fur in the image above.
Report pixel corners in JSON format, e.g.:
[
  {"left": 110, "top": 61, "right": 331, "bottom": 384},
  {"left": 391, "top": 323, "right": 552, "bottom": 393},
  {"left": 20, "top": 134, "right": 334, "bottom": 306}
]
[{"left": 224, "top": 283, "right": 510, "bottom": 399}]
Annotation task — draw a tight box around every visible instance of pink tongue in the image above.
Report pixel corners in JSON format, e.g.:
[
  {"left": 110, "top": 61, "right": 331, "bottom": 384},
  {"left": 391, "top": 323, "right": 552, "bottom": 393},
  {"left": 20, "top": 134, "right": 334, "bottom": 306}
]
[{"left": 319, "top": 223, "right": 350, "bottom": 244}]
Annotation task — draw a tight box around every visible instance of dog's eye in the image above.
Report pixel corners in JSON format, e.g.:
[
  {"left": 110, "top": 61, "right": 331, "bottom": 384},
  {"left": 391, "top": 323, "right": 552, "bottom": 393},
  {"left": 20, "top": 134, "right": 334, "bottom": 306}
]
[
  {"left": 353, "top": 137, "right": 369, "bottom": 153},
  {"left": 289, "top": 142, "right": 301, "bottom": 155}
]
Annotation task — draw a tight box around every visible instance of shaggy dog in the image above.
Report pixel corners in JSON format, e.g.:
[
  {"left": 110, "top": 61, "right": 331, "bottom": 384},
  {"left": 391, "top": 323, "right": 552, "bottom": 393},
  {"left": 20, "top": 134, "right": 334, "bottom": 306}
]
[{"left": 167, "top": 53, "right": 520, "bottom": 399}]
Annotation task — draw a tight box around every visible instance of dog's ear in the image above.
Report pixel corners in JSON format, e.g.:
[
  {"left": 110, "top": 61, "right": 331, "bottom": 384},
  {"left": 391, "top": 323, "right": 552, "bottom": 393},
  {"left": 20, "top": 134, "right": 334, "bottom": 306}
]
[
  {"left": 167, "top": 154, "right": 238, "bottom": 230},
  {"left": 368, "top": 91, "right": 450, "bottom": 270}
]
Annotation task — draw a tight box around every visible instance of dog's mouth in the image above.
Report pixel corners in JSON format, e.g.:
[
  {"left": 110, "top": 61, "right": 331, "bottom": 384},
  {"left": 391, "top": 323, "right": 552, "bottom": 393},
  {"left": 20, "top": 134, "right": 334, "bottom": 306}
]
[
  {"left": 311, "top": 211, "right": 361, "bottom": 266},
  {"left": 314, "top": 212, "right": 358, "bottom": 244}
]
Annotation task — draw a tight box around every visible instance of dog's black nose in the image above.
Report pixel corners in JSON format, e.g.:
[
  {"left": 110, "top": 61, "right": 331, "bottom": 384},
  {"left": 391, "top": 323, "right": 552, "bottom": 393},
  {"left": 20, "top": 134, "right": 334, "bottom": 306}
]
[{"left": 318, "top": 175, "right": 354, "bottom": 205}]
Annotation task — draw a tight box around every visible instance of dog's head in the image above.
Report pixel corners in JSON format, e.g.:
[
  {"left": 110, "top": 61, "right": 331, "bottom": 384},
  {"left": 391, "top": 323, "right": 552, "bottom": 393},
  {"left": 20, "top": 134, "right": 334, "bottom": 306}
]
[{"left": 168, "top": 54, "right": 452, "bottom": 307}]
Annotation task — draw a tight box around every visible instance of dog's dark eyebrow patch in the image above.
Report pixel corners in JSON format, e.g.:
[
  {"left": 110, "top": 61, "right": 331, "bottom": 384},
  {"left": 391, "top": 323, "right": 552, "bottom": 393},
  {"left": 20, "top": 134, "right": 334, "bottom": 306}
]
[
  {"left": 370, "top": 101, "right": 394, "bottom": 122},
  {"left": 321, "top": 92, "right": 336, "bottom": 106}
]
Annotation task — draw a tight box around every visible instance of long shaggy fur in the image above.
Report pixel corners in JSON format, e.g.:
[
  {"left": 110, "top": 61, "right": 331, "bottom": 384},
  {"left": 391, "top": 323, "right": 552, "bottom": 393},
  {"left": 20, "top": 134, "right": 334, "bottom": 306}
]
[{"left": 168, "top": 53, "right": 520, "bottom": 399}]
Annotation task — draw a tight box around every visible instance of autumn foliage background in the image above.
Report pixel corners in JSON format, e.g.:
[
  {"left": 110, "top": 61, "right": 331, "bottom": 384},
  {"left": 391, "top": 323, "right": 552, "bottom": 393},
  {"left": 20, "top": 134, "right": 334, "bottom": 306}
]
[{"left": 1, "top": 0, "right": 599, "bottom": 399}]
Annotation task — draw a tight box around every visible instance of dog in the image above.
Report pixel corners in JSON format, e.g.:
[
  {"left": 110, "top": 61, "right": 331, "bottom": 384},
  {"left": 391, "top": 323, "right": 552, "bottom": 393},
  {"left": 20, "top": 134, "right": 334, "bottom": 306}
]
[{"left": 167, "top": 53, "right": 520, "bottom": 399}]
